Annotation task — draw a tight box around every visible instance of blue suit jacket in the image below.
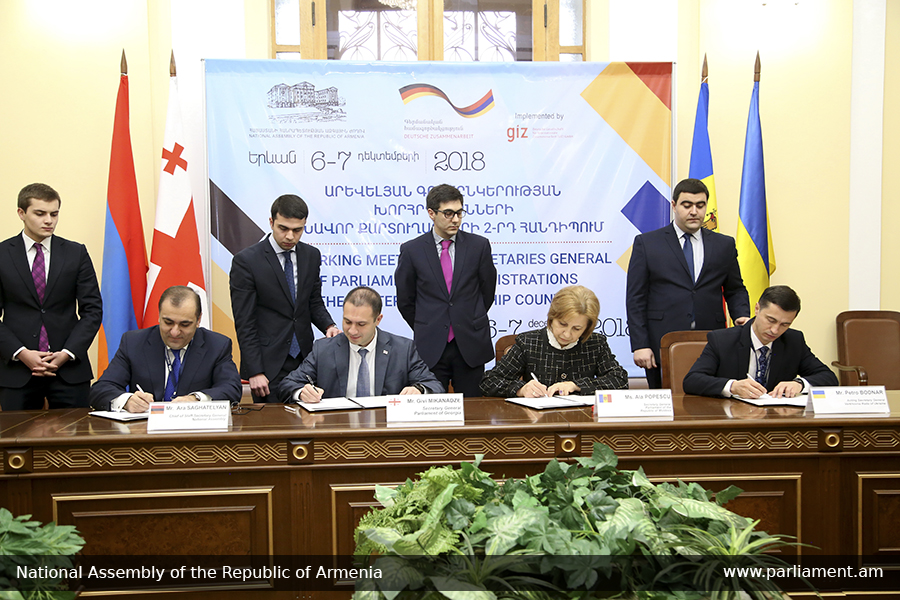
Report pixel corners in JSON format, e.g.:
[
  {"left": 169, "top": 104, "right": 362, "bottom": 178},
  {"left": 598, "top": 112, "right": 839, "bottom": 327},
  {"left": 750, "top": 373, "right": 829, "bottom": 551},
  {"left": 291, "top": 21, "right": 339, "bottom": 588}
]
[
  {"left": 229, "top": 236, "right": 335, "bottom": 380},
  {"left": 683, "top": 319, "right": 838, "bottom": 397},
  {"left": 89, "top": 326, "right": 242, "bottom": 409},
  {"left": 626, "top": 225, "right": 750, "bottom": 362},
  {"left": 277, "top": 329, "right": 443, "bottom": 401},
  {"left": 0, "top": 234, "right": 102, "bottom": 387},
  {"left": 395, "top": 229, "right": 496, "bottom": 369}
]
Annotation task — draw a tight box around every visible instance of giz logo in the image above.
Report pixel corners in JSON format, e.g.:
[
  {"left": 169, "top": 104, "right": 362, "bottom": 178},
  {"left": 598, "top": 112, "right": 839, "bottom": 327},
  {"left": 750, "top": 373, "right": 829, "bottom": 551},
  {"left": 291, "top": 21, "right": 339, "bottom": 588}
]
[{"left": 507, "top": 126, "right": 528, "bottom": 142}]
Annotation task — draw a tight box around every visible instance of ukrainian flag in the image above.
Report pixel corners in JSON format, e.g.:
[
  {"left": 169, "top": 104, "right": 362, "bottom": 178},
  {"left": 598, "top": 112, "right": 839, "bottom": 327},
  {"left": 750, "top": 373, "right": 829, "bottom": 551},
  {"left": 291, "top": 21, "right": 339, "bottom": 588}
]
[
  {"left": 689, "top": 58, "right": 718, "bottom": 232},
  {"left": 736, "top": 64, "right": 774, "bottom": 313}
]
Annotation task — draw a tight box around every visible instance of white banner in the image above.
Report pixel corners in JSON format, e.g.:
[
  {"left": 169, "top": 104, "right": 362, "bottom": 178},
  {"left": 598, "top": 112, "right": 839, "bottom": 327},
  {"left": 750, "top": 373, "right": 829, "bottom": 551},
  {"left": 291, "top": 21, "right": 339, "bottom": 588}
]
[{"left": 206, "top": 60, "right": 674, "bottom": 375}]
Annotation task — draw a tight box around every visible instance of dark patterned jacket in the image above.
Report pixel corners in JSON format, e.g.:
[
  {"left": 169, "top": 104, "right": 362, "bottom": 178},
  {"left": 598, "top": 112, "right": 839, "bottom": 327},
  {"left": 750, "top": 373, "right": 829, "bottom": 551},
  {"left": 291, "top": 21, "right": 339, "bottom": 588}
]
[{"left": 480, "top": 329, "right": 628, "bottom": 397}]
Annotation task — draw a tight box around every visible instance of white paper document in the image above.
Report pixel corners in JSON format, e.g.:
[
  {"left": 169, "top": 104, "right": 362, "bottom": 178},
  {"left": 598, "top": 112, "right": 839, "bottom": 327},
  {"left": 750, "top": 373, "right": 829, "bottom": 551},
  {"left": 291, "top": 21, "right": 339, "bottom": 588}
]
[
  {"left": 89, "top": 410, "right": 150, "bottom": 422},
  {"left": 295, "top": 397, "right": 364, "bottom": 412},
  {"left": 732, "top": 394, "right": 807, "bottom": 408},
  {"left": 506, "top": 396, "right": 593, "bottom": 410}
]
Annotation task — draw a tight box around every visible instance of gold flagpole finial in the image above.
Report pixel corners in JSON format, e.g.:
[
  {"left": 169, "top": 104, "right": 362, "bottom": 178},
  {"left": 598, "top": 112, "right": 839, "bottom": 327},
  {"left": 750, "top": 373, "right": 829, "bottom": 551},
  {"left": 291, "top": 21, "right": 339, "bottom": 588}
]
[
  {"left": 120, "top": 50, "right": 127, "bottom": 75},
  {"left": 170, "top": 50, "right": 177, "bottom": 77},
  {"left": 754, "top": 51, "right": 761, "bottom": 83},
  {"left": 701, "top": 53, "right": 708, "bottom": 84}
]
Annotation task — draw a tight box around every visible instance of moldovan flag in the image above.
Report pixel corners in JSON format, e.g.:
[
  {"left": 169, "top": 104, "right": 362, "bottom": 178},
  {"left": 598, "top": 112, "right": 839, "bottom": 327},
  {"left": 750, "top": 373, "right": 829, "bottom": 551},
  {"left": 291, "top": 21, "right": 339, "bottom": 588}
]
[
  {"left": 736, "top": 65, "right": 775, "bottom": 313},
  {"left": 689, "top": 60, "right": 718, "bottom": 232},
  {"left": 99, "top": 66, "right": 148, "bottom": 376},
  {"left": 143, "top": 75, "right": 208, "bottom": 328}
]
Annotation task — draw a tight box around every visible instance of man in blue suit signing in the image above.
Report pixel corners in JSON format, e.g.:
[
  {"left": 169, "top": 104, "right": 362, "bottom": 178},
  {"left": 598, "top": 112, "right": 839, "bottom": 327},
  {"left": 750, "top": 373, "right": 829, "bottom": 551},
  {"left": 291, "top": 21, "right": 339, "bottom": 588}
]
[
  {"left": 626, "top": 178, "right": 751, "bottom": 389},
  {"left": 278, "top": 287, "right": 443, "bottom": 403},
  {"left": 89, "top": 286, "right": 242, "bottom": 411}
]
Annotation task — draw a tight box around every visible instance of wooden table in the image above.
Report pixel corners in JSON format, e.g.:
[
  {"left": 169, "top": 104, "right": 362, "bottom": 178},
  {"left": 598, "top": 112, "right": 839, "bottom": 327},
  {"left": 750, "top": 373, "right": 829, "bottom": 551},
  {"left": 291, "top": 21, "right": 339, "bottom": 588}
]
[{"left": 2, "top": 393, "right": 899, "bottom": 598}]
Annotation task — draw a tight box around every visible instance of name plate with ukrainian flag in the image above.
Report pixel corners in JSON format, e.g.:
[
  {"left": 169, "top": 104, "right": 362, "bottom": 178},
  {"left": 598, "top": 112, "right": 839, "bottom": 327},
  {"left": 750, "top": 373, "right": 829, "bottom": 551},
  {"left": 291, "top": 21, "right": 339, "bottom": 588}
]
[
  {"left": 810, "top": 386, "right": 890, "bottom": 415},
  {"left": 385, "top": 394, "right": 464, "bottom": 424},
  {"left": 594, "top": 389, "right": 673, "bottom": 419},
  {"left": 147, "top": 401, "right": 233, "bottom": 432}
]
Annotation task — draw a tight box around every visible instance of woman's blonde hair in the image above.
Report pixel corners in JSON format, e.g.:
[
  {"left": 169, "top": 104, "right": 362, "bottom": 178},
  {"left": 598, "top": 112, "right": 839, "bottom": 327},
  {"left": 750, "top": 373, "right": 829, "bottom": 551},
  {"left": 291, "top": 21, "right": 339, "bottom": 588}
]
[{"left": 546, "top": 285, "right": 599, "bottom": 342}]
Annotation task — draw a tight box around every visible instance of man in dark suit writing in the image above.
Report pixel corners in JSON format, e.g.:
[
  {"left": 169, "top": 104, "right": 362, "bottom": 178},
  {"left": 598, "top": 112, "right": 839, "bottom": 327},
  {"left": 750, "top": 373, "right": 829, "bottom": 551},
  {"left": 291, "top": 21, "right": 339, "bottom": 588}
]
[
  {"left": 626, "top": 178, "right": 751, "bottom": 388},
  {"left": 0, "top": 183, "right": 102, "bottom": 410},
  {"left": 90, "top": 286, "right": 241, "bottom": 411},
  {"left": 683, "top": 285, "right": 838, "bottom": 399},
  {"left": 395, "top": 184, "right": 497, "bottom": 396},
  {"left": 279, "top": 286, "right": 442, "bottom": 402},
  {"left": 230, "top": 194, "right": 339, "bottom": 403}
]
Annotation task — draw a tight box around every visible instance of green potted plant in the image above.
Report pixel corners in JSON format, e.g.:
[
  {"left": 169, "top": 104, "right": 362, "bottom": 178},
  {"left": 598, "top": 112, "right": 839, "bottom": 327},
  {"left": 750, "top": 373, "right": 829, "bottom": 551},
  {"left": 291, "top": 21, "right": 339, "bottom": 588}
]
[
  {"left": 353, "top": 442, "right": 804, "bottom": 599},
  {"left": 0, "top": 508, "right": 85, "bottom": 599}
]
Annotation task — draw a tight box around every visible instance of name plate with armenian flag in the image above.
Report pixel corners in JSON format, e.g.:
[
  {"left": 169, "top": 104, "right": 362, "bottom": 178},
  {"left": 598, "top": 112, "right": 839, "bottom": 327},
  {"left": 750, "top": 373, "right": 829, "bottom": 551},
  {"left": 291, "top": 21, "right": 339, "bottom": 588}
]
[
  {"left": 147, "top": 401, "right": 232, "bottom": 432},
  {"left": 594, "top": 390, "right": 673, "bottom": 419},
  {"left": 810, "top": 386, "right": 889, "bottom": 415}
]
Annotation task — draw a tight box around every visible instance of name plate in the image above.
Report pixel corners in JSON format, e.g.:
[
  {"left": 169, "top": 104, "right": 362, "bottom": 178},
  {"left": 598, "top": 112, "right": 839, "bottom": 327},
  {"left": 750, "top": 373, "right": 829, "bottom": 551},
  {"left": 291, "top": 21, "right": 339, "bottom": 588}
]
[
  {"left": 810, "top": 386, "right": 890, "bottom": 415},
  {"left": 385, "top": 393, "right": 464, "bottom": 423},
  {"left": 594, "top": 389, "right": 674, "bottom": 419},
  {"left": 147, "top": 401, "right": 233, "bottom": 431}
]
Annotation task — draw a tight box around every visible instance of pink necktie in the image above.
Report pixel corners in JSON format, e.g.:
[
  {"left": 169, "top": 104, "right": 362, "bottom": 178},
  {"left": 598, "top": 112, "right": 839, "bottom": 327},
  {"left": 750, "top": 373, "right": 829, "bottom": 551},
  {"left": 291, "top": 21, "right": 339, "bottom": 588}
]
[
  {"left": 32, "top": 243, "right": 49, "bottom": 351},
  {"left": 440, "top": 239, "right": 454, "bottom": 342}
]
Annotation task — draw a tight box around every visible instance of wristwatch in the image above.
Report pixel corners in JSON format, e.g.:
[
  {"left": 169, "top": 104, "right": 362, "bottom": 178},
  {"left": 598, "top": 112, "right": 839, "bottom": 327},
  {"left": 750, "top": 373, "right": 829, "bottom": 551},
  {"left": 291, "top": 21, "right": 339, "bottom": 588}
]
[
  {"left": 190, "top": 392, "right": 203, "bottom": 401},
  {"left": 413, "top": 384, "right": 427, "bottom": 394}
]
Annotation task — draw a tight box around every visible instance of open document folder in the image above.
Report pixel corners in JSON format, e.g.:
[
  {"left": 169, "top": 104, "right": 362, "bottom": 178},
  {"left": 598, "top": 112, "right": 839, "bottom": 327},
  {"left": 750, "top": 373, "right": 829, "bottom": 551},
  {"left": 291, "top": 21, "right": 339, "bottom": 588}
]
[
  {"left": 505, "top": 395, "right": 594, "bottom": 410},
  {"left": 290, "top": 395, "right": 397, "bottom": 412}
]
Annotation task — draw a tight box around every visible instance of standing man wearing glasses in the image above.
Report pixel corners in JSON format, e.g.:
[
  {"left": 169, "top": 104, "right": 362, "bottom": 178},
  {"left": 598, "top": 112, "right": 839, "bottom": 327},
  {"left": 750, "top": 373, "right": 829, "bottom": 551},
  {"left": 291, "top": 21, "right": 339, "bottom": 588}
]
[{"left": 395, "top": 184, "right": 497, "bottom": 396}]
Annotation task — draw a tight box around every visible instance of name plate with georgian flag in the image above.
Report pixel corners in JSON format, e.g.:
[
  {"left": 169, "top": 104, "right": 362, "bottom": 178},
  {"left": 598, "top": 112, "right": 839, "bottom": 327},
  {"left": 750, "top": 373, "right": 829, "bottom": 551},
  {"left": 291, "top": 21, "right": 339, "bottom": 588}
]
[
  {"left": 147, "top": 401, "right": 232, "bottom": 432},
  {"left": 594, "top": 389, "right": 674, "bottom": 419},
  {"left": 385, "top": 394, "right": 464, "bottom": 424},
  {"left": 810, "top": 386, "right": 890, "bottom": 415}
]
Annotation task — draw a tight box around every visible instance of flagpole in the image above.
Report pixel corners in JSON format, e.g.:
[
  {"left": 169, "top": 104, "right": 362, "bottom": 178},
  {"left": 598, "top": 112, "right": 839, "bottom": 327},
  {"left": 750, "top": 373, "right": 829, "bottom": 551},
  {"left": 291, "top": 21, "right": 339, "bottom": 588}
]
[{"left": 99, "top": 50, "right": 148, "bottom": 375}]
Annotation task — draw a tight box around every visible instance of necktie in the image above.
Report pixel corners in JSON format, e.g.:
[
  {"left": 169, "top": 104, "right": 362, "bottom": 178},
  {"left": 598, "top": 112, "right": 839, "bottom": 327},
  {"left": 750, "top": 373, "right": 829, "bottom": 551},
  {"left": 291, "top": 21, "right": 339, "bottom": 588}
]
[
  {"left": 756, "top": 346, "right": 769, "bottom": 386},
  {"left": 164, "top": 349, "right": 182, "bottom": 402},
  {"left": 356, "top": 348, "right": 370, "bottom": 397},
  {"left": 440, "top": 239, "right": 454, "bottom": 342},
  {"left": 682, "top": 233, "right": 696, "bottom": 283},
  {"left": 283, "top": 251, "right": 301, "bottom": 358},
  {"left": 32, "top": 243, "right": 49, "bottom": 351}
]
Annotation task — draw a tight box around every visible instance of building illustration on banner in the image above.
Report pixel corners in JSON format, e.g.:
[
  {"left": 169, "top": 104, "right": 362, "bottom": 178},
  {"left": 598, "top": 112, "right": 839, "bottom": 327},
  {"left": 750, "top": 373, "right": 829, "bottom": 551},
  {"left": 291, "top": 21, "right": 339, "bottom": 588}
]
[{"left": 267, "top": 82, "right": 346, "bottom": 123}]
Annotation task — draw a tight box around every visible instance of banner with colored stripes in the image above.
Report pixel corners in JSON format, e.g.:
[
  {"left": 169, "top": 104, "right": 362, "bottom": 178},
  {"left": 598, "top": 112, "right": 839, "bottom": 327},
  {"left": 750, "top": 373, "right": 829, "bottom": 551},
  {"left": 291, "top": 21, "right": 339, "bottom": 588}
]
[{"left": 205, "top": 60, "right": 672, "bottom": 375}]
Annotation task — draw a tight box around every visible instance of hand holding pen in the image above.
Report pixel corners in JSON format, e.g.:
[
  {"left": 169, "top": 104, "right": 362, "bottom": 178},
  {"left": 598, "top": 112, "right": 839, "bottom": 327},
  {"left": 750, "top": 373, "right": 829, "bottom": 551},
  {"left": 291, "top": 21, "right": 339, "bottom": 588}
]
[
  {"left": 517, "top": 373, "right": 550, "bottom": 398},
  {"left": 299, "top": 375, "right": 324, "bottom": 404}
]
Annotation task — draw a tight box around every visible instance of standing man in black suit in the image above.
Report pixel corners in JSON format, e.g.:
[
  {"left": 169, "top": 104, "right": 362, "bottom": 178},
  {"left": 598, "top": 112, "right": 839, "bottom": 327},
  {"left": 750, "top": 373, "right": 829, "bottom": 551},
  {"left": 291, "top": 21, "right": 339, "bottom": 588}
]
[
  {"left": 230, "top": 194, "right": 339, "bottom": 403},
  {"left": 0, "top": 183, "right": 102, "bottom": 410},
  {"left": 683, "top": 285, "right": 838, "bottom": 398},
  {"left": 626, "top": 178, "right": 751, "bottom": 389},
  {"left": 395, "top": 184, "right": 497, "bottom": 396},
  {"left": 90, "top": 286, "right": 242, "bottom": 411}
]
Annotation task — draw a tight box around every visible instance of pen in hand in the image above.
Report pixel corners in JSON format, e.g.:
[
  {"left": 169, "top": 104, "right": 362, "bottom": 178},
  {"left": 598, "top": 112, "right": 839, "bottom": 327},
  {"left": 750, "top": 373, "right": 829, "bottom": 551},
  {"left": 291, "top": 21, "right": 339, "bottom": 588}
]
[{"left": 529, "top": 373, "right": 550, "bottom": 398}]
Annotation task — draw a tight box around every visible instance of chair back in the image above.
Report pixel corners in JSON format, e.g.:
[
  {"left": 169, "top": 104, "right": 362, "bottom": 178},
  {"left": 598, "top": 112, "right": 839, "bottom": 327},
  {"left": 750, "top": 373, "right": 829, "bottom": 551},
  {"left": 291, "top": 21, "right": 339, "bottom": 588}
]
[
  {"left": 495, "top": 334, "right": 517, "bottom": 364},
  {"left": 660, "top": 330, "right": 710, "bottom": 395},
  {"left": 833, "top": 311, "right": 900, "bottom": 388}
]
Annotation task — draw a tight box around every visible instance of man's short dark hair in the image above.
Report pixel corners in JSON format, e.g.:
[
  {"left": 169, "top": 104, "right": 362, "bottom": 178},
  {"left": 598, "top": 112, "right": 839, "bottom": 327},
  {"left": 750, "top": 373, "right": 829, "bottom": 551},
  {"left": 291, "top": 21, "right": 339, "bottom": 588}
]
[
  {"left": 672, "top": 178, "right": 709, "bottom": 203},
  {"left": 159, "top": 285, "right": 202, "bottom": 319},
  {"left": 18, "top": 183, "right": 61, "bottom": 211},
  {"left": 344, "top": 286, "right": 382, "bottom": 317},
  {"left": 758, "top": 285, "right": 801, "bottom": 314},
  {"left": 426, "top": 184, "right": 464, "bottom": 212},
  {"left": 270, "top": 194, "right": 309, "bottom": 221}
]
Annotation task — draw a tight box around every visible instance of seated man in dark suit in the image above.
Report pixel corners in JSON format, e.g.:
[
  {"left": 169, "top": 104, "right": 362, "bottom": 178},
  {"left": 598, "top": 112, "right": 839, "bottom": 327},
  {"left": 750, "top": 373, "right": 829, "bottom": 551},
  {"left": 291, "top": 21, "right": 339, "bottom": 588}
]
[
  {"left": 278, "top": 286, "right": 443, "bottom": 403},
  {"left": 683, "top": 285, "right": 838, "bottom": 399},
  {"left": 90, "top": 286, "right": 242, "bottom": 412}
]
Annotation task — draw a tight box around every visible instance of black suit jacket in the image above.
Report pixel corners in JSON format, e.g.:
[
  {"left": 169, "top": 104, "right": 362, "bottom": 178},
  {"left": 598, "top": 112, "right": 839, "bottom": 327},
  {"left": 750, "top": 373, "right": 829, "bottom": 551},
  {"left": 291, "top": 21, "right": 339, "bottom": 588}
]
[
  {"left": 682, "top": 320, "right": 838, "bottom": 397},
  {"left": 395, "top": 229, "right": 497, "bottom": 369},
  {"left": 0, "top": 234, "right": 102, "bottom": 387},
  {"left": 626, "top": 225, "right": 750, "bottom": 362},
  {"left": 229, "top": 236, "right": 334, "bottom": 380},
  {"left": 277, "top": 329, "right": 443, "bottom": 401},
  {"left": 89, "top": 326, "right": 242, "bottom": 410}
]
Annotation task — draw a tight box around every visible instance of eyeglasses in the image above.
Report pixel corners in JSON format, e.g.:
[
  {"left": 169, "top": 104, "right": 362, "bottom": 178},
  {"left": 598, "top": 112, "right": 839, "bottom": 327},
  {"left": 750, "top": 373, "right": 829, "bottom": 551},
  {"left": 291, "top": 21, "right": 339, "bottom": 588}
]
[{"left": 435, "top": 209, "right": 466, "bottom": 219}]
